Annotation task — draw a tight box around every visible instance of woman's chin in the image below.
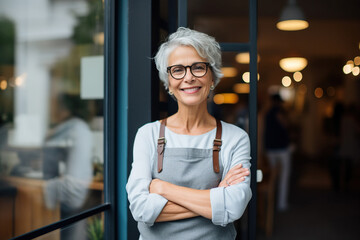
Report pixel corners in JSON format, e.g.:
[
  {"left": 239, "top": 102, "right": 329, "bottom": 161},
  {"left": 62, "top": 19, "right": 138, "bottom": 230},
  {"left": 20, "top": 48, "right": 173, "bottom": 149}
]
[{"left": 177, "top": 97, "right": 208, "bottom": 107}]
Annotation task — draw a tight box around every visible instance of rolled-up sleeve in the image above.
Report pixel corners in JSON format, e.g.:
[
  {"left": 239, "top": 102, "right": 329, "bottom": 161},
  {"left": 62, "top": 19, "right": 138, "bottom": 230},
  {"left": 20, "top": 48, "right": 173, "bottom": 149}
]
[
  {"left": 210, "top": 130, "right": 252, "bottom": 226},
  {"left": 126, "top": 126, "right": 168, "bottom": 226}
]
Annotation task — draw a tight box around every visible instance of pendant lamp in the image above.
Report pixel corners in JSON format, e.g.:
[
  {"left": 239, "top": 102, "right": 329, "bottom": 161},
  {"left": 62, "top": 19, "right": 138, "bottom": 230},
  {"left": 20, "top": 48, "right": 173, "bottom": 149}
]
[{"left": 277, "top": 0, "right": 309, "bottom": 31}]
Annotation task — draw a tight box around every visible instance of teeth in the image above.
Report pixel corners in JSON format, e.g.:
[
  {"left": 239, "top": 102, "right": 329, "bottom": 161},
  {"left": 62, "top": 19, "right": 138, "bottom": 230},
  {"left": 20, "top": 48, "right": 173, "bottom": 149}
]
[{"left": 183, "top": 87, "right": 200, "bottom": 92}]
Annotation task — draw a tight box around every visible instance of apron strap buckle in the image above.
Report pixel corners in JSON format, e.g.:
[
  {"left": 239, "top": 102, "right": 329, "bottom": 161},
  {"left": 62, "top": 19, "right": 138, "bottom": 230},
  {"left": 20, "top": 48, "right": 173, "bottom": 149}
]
[{"left": 157, "top": 119, "right": 167, "bottom": 173}]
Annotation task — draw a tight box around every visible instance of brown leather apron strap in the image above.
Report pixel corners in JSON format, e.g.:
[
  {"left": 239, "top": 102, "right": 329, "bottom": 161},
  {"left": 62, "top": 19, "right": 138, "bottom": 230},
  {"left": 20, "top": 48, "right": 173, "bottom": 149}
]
[
  {"left": 213, "top": 119, "right": 222, "bottom": 173},
  {"left": 157, "top": 118, "right": 222, "bottom": 173},
  {"left": 157, "top": 118, "right": 166, "bottom": 173}
]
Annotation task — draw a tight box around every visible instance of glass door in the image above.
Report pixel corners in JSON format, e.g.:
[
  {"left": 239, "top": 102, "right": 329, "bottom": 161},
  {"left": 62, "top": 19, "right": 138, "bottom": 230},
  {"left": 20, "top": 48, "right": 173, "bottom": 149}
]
[{"left": 0, "top": 0, "right": 108, "bottom": 239}]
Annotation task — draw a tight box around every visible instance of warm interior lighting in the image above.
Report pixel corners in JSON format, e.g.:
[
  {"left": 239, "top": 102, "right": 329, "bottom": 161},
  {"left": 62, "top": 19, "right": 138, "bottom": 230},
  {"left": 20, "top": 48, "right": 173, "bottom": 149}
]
[
  {"left": 352, "top": 66, "right": 360, "bottom": 76},
  {"left": 343, "top": 64, "right": 352, "bottom": 74},
  {"left": 347, "top": 60, "right": 354, "bottom": 68},
  {"left": 282, "top": 76, "right": 292, "bottom": 87},
  {"left": 235, "top": 52, "right": 260, "bottom": 64},
  {"left": 277, "top": 0, "right": 309, "bottom": 31},
  {"left": 279, "top": 57, "right": 308, "bottom": 72},
  {"left": 314, "top": 87, "right": 324, "bottom": 98},
  {"left": 15, "top": 73, "right": 27, "bottom": 86},
  {"left": 213, "top": 93, "right": 239, "bottom": 105},
  {"left": 293, "top": 71, "right": 303, "bottom": 82},
  {"left": 277, "top": 20, "right": 309, "bottom": 31},
  {"left": 236, "top": 53, "right": 250, "bottom": 64},
  {"left": 93, "top": 32, "right": 104, "bottom": 45},
  {"left": 221, "top": 67, "right": 238, "bottom": 78},
  {"left": 242, "top": 72, "right": 250, "bottom": 83},
  {"left": 0, "top": 80, "right": 7, "bottom": 90},
  {"left": 242, "top": 72, "right": 259, "bottom": 83},
  {"left": 279, "top": 87, "right": 295, "bottom": 101},
  {"left": 233, "top": 83, "right": 250, "bottom": 94},
  {"left": 354, "top": 56, "right": 360, "bottom": 65},
  {"left": 213, "top": 94, "right": 224, "bottom": 104}
]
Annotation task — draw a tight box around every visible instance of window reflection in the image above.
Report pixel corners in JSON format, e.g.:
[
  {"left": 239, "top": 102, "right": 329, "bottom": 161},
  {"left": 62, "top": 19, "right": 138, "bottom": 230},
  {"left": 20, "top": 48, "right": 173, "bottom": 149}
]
[
  {"left": 0, "top": 0, "right": 104, "bottom": 238},
  {"left": 32, "top": 213, "right": 104, "bottom": 240}
]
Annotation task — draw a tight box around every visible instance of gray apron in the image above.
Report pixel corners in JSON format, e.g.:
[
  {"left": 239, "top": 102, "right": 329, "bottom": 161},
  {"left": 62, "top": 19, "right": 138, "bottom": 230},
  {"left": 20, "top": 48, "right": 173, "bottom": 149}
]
[{"left": 138, "top": 145, "right": 237, "bottom": 240}]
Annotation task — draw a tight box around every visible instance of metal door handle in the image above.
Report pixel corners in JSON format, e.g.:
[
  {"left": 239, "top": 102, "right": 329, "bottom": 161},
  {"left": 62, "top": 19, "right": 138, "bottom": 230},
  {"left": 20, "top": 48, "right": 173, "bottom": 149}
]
[{"left": 257, "top": 169, "right": 263, "bottom": 183}]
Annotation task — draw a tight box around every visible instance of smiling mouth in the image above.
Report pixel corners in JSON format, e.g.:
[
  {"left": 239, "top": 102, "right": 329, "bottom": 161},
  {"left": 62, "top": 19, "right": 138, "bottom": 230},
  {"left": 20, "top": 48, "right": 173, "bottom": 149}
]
[{"left": 181, "top": 87, "right": 201, "bottom": 94}]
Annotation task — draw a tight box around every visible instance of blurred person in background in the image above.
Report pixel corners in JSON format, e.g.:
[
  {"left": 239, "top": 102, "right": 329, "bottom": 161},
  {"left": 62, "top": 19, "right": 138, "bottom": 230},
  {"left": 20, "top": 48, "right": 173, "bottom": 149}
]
[
  {"left": 264, "top": 93, "right": 291, "bottom": 211},
  {"left": 44, "top": 93, "right": 93, "bottom": 240}
]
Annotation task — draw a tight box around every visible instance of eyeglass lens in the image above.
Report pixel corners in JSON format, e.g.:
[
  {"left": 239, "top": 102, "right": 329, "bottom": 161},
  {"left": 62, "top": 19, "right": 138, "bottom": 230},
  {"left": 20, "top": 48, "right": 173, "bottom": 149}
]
[{"left": 170, "top": 62, "right": 208, "bottom": 79}]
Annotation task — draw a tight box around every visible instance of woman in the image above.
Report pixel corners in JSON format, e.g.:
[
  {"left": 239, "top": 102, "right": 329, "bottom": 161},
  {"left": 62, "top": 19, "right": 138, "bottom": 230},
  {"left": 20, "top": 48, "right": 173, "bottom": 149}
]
[{"left": 126, "top": 27, "right": 252, "bottom": 240}]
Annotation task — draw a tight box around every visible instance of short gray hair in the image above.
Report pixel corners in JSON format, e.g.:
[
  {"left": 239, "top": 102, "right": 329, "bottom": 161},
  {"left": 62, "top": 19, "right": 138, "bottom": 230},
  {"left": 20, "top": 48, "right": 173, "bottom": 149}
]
[{"left": 154, "top": 27, "right": 223, "bottom": 89}]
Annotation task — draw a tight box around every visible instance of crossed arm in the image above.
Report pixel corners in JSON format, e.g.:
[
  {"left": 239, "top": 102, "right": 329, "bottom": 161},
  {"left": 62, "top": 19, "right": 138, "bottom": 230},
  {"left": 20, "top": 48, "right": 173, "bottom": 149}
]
[{"left": 150, "top": 164, "right": 250, "bottom": 222}]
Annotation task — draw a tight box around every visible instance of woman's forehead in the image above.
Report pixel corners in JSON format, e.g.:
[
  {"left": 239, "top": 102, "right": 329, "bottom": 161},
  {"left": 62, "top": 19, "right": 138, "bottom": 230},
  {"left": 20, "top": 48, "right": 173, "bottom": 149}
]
[{"left": 168, "top": 46, "right": 207, "bottom": 65}]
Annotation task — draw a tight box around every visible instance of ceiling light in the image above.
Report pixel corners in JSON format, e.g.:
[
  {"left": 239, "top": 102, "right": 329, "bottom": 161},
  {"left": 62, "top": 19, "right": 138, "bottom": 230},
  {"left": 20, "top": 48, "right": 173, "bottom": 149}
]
[
  {"left": 277, "top": 0, "right": 309, "bottom": 31},
  {"left": 279, "top": 57, "right": 308, "bottom": 72},
  {"left": 352, "top": 66, "right": 360, "bottom": 76},
  {"left": 213, "top": 93, "right": 239, "bottom": 105},
  {"left": 282, "top": 76, "right": 292, "bottom": 87},
  {"left": 354, "top": 56, "right": 360, "bottom": 65},
  {"left": 242, "top": 72, "right": 250, "bottom": 83},
  {"left": 242, "top": 72, "right": 259, "bottom": 83},
  {"left": 343, "top": 64, "right": 352, "bottom": 74},
  {"left": 235, "top": 52, "right": 260, "bottom": 64},
  {"left": 221, "top": 67, "right": 238, "bottom": 78},
  {"left": 0, "top": 80, "right": 7, "bottom": 90},
  {"left": 347, "top": 60, "right": 354, "bottom": 68},
  {"left": 314, "top": 87, "right": 324, "bottom": 98},
  {"left": 293, "top": 71, "right": 303, "bottom": 82},
  {"left": 233, "top": 83, "right": 250, "bottom": 94}
]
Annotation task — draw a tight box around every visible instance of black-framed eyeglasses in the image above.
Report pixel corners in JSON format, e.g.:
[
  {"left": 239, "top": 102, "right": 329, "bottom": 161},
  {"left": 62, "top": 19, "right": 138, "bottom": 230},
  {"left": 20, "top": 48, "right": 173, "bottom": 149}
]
[{"left": 167, "top": 62, "right": 210, "bottom": 80}]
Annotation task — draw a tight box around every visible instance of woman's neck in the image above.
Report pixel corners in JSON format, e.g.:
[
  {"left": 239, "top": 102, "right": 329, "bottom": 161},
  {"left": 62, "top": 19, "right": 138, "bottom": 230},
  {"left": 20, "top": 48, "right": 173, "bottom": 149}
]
[{"left": 167, "top": 101, "right": 216, "bottom": 135}]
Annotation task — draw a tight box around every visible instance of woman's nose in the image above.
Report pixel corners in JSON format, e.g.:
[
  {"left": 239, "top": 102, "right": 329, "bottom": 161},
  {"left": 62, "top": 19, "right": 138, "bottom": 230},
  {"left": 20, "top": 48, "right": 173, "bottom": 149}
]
[{"left": 184, "top": 67, "right": 195, "bottom": 82}]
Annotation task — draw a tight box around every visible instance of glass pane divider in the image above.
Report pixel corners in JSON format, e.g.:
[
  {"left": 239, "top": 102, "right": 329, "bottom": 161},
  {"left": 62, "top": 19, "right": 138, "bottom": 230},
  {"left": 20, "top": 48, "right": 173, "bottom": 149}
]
[{"left": 10, "top": 203, "right": 110, "bottom": 240}]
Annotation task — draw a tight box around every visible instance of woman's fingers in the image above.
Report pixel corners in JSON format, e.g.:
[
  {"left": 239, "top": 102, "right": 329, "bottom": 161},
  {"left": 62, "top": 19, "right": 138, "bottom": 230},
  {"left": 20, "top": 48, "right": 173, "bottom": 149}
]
[
  {"left": 227, "top": 171, "right": 249, "bottom": 185},
  {"left": 223, "top": 166, "right": 250, "bottom": 185},
  {"left": 224, "top": 167, "right": 249, "bottom": 180},
  {"left": 223, "top": 164, "right": 242, "bottom": 178},
  {"left": 228, "top": 177, "right": 246, "bottom": 186},
  {"left": 218, "top": 165, "right": 250, "bottom": 187}
]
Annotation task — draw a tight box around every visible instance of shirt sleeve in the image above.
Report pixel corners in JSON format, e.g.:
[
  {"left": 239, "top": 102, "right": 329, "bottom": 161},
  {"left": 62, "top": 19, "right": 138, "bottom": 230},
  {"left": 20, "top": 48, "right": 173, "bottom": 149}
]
[
  {"left": 126, "top": 125, "right": 168, "bottom": 226},
  {"left": 210, "top": 130, "right": 252, "bottom": 226}
]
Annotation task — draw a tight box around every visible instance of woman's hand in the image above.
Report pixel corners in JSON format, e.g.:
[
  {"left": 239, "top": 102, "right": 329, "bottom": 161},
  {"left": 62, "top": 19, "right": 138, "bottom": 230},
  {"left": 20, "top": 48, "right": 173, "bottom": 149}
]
[{"left": 218, "top": 164, "right": 250, "bottom": 188}]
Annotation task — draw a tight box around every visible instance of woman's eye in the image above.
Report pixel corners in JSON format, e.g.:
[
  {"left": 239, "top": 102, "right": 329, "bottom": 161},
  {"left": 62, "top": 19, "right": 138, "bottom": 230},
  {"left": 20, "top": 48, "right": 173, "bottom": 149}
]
[
  {"left": 172, "top": 67, "right": 184, "bottom": 73},
  {"left": 193, "top": 65, "right": 205, "bottom": 71}
]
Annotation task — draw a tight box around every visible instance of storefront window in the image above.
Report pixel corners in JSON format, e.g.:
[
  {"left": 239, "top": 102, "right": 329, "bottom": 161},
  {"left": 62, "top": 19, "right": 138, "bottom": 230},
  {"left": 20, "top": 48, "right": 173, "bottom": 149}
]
[
  {"left": 0, "top": 0, "right": 104, "bottom": 238},
  {"left": 32, "top": 213, "right": 104, "bottom": 240}
]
